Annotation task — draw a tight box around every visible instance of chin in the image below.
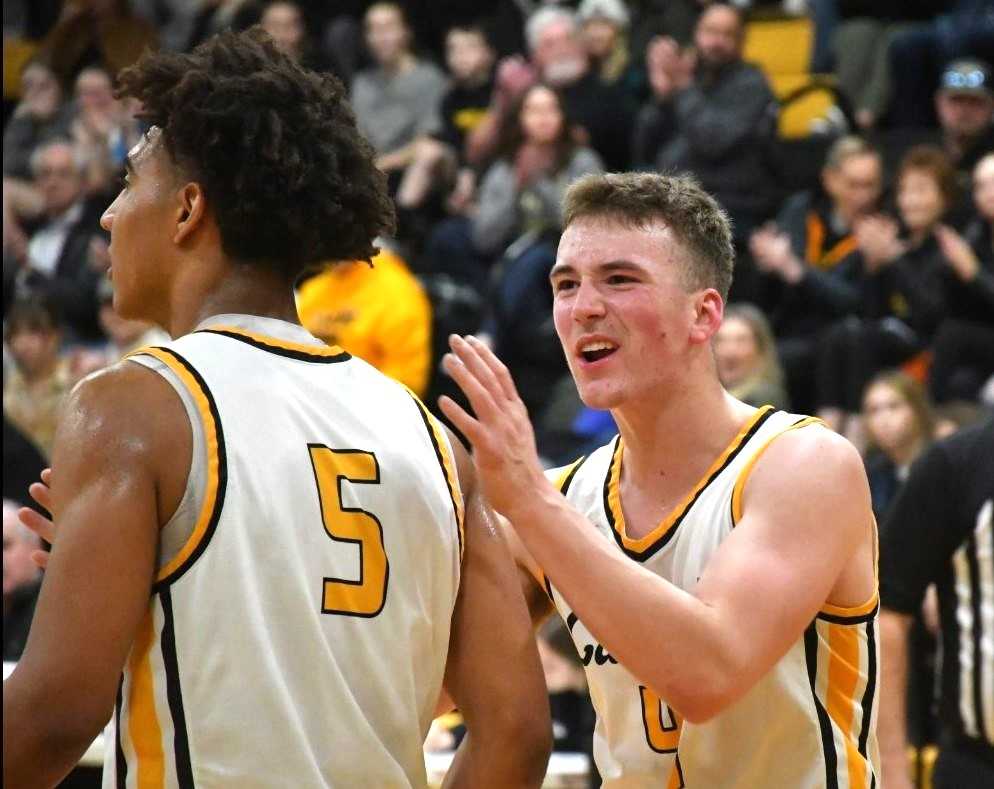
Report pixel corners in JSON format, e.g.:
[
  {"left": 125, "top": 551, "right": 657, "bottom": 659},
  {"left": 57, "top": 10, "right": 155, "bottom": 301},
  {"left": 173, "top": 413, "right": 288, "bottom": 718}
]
[{"left": 576, "top": 380, "right": 626, "bottom": 412}]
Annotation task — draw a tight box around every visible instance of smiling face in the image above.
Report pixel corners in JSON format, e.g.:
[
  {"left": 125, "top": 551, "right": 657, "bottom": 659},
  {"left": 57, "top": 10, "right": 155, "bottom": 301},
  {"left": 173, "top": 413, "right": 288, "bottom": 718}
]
[
  {"left": 100, "top": 129, "right": 185, "bottom": 323},
  {"left": 551, "top": 217, "right": 714, "bottom": 410},
  {"left": 897, "top": 168, "right": 947, "bottom": 234}
]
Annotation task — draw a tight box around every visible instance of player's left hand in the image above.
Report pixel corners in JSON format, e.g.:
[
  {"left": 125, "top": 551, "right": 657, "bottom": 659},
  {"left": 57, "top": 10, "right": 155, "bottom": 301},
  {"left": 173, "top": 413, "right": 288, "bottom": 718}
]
[{"left": 438, "top": 335, "right": 549, "bottom": 520}]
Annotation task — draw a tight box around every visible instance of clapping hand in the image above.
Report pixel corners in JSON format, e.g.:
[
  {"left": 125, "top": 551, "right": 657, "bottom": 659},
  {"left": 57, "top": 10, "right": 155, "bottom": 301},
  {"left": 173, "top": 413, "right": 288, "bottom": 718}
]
[
  {"left": 854, "top": 215, "right": 904, "bottom": 272},
  {"left": 935, "top": 224, "right": 980, "bottom": 283},
  {"left": 750, "top": 224, "right": 804, "bottom": 284}
]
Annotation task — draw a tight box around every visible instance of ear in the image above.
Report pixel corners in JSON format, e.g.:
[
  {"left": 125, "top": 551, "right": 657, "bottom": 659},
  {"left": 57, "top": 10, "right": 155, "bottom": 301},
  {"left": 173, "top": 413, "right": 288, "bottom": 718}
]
[
  {"left": 689, "top": 289, "right": 724, "bottom": 346},
  {"left": 173, "top": 182, "right": 207, "bottom": 245}
]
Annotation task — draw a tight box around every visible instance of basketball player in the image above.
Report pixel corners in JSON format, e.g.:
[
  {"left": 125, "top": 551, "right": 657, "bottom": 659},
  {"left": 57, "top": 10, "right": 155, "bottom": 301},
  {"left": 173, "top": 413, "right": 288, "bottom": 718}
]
[
  {"left": 3, "top": 31, "right": 550, "bottom": 788},
  {"left": 440, "top": 172, "right": 880, "bottom": 786}
]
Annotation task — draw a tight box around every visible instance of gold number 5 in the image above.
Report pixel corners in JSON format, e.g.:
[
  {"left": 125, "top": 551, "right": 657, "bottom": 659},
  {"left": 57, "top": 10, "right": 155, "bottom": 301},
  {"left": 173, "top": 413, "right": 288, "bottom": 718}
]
[{"left": 308, "top": 445, "right": 389, "bottom": 617}]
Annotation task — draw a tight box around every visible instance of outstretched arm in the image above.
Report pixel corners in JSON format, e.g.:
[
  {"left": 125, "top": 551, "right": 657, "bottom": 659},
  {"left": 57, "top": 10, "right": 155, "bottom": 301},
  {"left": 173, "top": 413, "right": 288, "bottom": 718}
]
[
  {"left": 440, "top": 426, "right": 551, "bottom": 788},
  {"left": 3, "top": 363, "right": 189, "bottom": 787},
  {"left": 440, "top": 334, "right": 875, "bottom": 722}
]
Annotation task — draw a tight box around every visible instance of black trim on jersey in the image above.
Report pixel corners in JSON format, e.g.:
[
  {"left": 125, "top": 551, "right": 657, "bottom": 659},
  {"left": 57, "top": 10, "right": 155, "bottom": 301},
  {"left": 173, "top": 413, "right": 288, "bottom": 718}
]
[
  {"left": 559, "top": 455, "right": 589, "bottom": 495},
  {"left": 966, "top": 533, "right": 989, "bottom": 743},
  {"left": 816, "top": 603, "right": 880, "bottom": 625},
  {"left": 115, "top": 678, "right": 127, "bottom": 789},
  {"left": 604, "top": 408, "right": 778, "bottom": 562},
  {"left": 543, "top": 573, "right": 555, "bottom": 601},
  {"left": 146, "top": 347, "right": 229, "bottom": 592},
  {"left": 857, "top": 619, "right": 878, "bottom": 781},
  {"left": 805, "top": 623, "right": 839, "bottom": 789},
  {"left": 195, "top": 328, "right": 351, "bottom": 363},
  {"left": 672, "top": 754, "right": 686, "bottom": 788},
  {"left": 409, "top": 394, "right": 463, "bottom": 556},
  {"left": 160, "top": 588, "right": 195, "bottom": 788}
]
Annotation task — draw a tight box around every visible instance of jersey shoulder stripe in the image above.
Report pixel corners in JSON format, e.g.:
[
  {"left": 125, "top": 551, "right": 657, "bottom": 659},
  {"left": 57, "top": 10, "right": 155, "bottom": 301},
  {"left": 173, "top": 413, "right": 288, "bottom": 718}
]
[{"left": 195, "top": 325, "right": 351, "bottom": 363}]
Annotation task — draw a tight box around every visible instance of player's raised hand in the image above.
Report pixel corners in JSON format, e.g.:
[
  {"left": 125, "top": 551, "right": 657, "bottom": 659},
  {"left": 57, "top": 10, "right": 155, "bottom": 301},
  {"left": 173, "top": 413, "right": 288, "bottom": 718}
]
[
  {"left": 19, "top": 468, "right": 55, "bottom": 569},
  {"left": 438, "top": 335, "right": 549, "bottom": 520}
]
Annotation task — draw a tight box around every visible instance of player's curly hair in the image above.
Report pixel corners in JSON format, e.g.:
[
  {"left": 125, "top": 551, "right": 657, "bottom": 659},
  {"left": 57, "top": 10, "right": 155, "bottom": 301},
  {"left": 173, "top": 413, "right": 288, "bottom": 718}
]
[{"left": 116, "top": 28, "right": 395, "bottom": 276}]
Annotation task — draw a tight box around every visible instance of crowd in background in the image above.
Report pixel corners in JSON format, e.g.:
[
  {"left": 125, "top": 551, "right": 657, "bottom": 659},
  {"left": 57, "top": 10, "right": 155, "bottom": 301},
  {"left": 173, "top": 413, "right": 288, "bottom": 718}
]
[{"left": 3, "top": 0, "right": 993, "bottom": 783}]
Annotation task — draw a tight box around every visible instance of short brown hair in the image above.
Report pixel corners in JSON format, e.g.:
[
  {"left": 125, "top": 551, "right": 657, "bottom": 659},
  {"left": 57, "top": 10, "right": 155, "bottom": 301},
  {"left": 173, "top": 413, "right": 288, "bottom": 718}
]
[
  {"left": 562, "top": 172, "right": 735, "bottom": 299},
  {"left": 896, "top": 145, "right": 958, "bottom": 211}
]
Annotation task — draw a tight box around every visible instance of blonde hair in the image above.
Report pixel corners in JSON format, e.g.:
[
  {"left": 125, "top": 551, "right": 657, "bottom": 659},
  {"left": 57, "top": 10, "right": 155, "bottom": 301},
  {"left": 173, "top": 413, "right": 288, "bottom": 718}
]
[{"left": 720, "top": 304, "right": 784, "bottom": 398}]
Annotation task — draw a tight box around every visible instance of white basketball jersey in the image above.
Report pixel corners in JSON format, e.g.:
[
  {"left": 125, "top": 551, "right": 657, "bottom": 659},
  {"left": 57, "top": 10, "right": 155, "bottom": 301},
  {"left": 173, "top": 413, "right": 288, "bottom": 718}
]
[
  {"left": 544, "top": 406, "right": 880, "bottom": 788},
  {"left": 103, "top": 315, "right": 463, "bottom": 788}
]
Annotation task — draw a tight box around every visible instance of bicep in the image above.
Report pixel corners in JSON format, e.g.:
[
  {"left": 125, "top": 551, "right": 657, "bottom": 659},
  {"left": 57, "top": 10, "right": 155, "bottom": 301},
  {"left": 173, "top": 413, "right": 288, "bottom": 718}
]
[{"left": 694, "top": 430, "right": 873, "bottom": 677}]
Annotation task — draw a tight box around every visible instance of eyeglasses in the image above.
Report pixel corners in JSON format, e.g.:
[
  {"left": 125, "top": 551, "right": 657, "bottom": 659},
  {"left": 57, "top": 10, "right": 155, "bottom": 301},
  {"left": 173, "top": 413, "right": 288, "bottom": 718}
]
[{"left": 944, "top": 69, "right": 988, "bottom": 90}]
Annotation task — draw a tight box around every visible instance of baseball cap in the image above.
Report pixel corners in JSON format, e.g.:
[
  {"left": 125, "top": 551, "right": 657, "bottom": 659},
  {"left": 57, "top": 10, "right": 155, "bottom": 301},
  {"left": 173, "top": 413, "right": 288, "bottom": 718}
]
[{"left": 939, "top": 59, "right": 993, "bottom": 98}]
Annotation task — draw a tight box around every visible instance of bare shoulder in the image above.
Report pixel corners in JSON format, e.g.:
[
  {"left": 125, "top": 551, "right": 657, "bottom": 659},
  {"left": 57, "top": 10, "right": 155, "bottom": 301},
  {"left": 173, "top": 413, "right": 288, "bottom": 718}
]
[{"left": 742, "top": 424, "right": 871, "bottom": 541}]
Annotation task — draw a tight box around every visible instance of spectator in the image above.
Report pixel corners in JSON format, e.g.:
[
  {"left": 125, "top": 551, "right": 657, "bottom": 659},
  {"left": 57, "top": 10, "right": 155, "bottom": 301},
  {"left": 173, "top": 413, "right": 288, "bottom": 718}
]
[
  {"left": 70, "top": 66, "right": 143, "bottom": 197},
  {"left": 476, "top": 83, "right": 603, "bottom": 420},
  {"left": 714, "top": 304, "right": 791, "bottom": 410},
  {"left": 3, "top": 499, "right": 43, "bottom": 662},
  {"left": 2, "top": 298, "right": 72, "bottom": 459},
  {"left": 929, "top": 152, "right": 994, "bottom": 403},
  {"left": 295, "top": 247, "right": 433, "bottom": 397},
  {"left": 185, "top": 0, "right": 262, "bottom": 51},
  {"left": 750, "top": 136, "right": 883, "bottom": 410},
  {"left": 577, "top": 0, "right": 646, "bottom": 107},
  {"left": 400, "top": 24, "right": 497, "bottom": 218},
  {"left": 466, "top": 6, "right": 635, "bottom": 171},
  {"left": 888, "top": 2, "right": 994, "bottom": 129},
  {"left": 351, "top": 2, "right": 448, "bottom": 207},
  {"left": 634, "top": 1, "right": 778, "bottom": 277},
  {"left": 878, "top": 419, "right": 994, "bottom": 789},
  {"left": 13, "top": 140, "right": 107, "bottom": 341},
  {"left": 861, "top": 371, "right": 935, "bottom": 520},
  {"left": 935, "top": 60, "right": 994, "bottom": 193},
  {"left": 2, "top": 60, "right": 73, "bottom": 181},
  {"left": 37, "top": 0, "right": 159, "bottom": 90},
  {"left": 259, "top": 0, "right": 329, "bottom": 72},
  {"left": 816, "top": 147, "right": 956, "bottom": 433}
]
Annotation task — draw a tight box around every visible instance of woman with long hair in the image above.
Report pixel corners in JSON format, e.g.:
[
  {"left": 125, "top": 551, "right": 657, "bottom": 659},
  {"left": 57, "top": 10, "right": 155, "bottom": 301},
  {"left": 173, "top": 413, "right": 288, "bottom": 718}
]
[{"left": 714, "top": 304, "right": 790, "bottom": 409}]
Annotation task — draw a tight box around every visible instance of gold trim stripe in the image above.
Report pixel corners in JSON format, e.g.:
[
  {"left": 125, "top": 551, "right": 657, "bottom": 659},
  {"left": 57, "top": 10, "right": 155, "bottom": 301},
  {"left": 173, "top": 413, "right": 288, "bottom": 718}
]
[{"left": 127, "top": 609, "right": 165, "bottom": 789}]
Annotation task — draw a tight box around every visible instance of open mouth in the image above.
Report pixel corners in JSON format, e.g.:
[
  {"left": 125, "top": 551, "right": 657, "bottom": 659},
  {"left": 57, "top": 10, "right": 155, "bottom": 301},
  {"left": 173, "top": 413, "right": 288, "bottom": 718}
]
[{"left": 579, "top": 341, "right": 618, "bottom": 363}]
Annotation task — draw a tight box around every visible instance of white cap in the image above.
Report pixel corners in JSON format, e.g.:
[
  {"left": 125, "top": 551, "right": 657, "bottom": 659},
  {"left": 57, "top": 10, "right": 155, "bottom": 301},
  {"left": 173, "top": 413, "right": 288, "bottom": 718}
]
[{"left": 577, "top": 0, "right": 630, "bottom": 29}]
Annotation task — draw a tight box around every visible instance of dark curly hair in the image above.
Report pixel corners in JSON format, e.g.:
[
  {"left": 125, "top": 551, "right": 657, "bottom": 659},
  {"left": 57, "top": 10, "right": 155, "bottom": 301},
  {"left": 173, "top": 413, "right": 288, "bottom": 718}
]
[{"left": 116, "top": 28, "right": 395, "bottom": 277}]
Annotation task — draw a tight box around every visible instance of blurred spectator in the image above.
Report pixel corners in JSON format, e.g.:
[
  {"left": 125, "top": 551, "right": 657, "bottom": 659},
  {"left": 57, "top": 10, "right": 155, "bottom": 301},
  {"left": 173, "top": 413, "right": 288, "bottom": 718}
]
[
  {"left": 69, "top": 276, "right": 169, "bottom": 380},
  {"left": 714, "top": 304, "right": 791, "bottom": 410},
  {"left": 861, "top": 371, "right": 935, "bottom": 519},
  {"left": 37, "top": 0, "right": 159, "bottom": 90},
  {"left": 70, "top": 65, "right": 143, "bottom": 196},
  {"left": 929, "top": 152, "right": 994, "bottom": 404},
  {"left": 466, "top": 6, "right": 634, "bottom": 171},
  {"left": 577, "top": 0, "right": 646, "bottom": 107},
  {"left": 3, "top": 298, "right": 72, "bottom": 459},
  {"left": 296, "top": 247, "right": 433, "bottom": 397},
  {"left": 3, "top": 498, "right": 43, "bottom": 661},
  {"left": 751, "top": 136, "right": 882, "bottom": 410},
  {"left": 259, "top": 0, "right": 329, "bottom": 72},
  {"left": 185, "top": 0, "right": 262, "bottom": 51},
  {"left": 634, "top": 2, "right": 777, "bottom": 270},
  {"left": 351, "top": 2, "right": 447, "bottom": 205},
  {"left": 397, "top": 24, "right": 496, "bottom": 219},
  {"left": 10, "top": 140, "right": 107, "bottom": 341},
  {"left": 2, "top": 60, "right": 73, "bottom": 181},
  {"left": 934, "top": 60, "right": 994, "bottom": 194},
  {"left": 816, "top": 147, "right": 956, "bottom": 432},
  {"left": 878, "top": 419, "right": 994, "bottom": 789},
  {"left": 888, "top": 1, "right": 994, "bottom": 129}
]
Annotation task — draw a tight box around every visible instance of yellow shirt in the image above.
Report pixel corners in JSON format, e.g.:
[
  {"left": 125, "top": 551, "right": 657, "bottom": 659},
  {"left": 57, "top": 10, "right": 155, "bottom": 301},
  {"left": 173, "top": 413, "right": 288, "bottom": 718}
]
[{"left": 296, "top": 249, "right": 432, "bottom": 397}]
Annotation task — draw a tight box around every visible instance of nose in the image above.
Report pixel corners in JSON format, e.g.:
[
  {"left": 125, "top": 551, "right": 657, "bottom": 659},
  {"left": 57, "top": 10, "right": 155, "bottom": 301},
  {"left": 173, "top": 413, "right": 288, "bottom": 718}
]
[
  {"left": 100, "top": 204, "right": 114, "bottom": 232},
  {"left": 571, "top": 278, "right": 605, "bottom": 323}
]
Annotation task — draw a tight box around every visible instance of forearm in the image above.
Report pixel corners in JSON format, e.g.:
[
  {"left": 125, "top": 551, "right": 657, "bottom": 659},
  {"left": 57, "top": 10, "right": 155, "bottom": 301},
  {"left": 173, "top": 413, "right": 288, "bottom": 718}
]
[
  {"left": 3, "top": 676, "right": 99, "bottom": 787},
  {"left": 508, "top": 485, "right": 733, "bottom": 721},
  {"left": 376, "top": 141, "right": 418, "bottom": 172},
  {"left": 442, "top": 728, "right": 548, "bottom": 789},
  {"left": 878, "top": 610, "right": 914, "bottom": 789}
]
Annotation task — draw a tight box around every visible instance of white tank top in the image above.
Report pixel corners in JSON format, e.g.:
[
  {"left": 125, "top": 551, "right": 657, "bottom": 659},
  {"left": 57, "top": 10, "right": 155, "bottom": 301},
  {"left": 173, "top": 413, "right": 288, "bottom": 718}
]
[
  {"left": 544, "top": 406, "right": 880, "bottom": 788},
  {"left": 103, "top": 315, "right": 463, "bottom": 788}
]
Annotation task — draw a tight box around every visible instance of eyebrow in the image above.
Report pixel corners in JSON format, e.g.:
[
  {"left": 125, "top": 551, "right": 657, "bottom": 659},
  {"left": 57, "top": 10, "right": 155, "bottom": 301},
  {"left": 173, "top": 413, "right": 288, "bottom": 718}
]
[{"left": 549, "top": 259, "right": 646, "bottom": 280}]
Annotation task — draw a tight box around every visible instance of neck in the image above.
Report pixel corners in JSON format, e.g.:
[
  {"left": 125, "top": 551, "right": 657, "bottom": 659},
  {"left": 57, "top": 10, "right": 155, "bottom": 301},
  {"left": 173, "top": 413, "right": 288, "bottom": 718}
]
[
  {"left": 611, "top": 365, "right": 751, "bottom": 489},
  {"left": 887, "top": 437, "right": 922, "bottom": 468},
  {"left": 164, "top": 256, "right": 300, "bottom": 338},
  {"left": 382, "top": 52, "right": 415, "bottom": 76}
]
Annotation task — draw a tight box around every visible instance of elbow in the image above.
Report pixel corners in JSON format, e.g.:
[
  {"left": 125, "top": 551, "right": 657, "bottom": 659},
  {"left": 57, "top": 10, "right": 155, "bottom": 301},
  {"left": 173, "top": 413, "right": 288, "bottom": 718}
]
[{"left": 655, "top": 656, "right": 747, "bottom": 725}]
